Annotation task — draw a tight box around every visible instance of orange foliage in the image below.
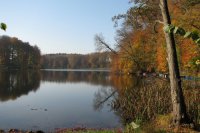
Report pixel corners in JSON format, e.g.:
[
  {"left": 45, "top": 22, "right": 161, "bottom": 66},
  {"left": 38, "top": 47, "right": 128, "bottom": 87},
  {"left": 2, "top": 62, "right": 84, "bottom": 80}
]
[
  {"left": 110, "top": 0, "right": 199, "bottom": 74},
  {"left": 154, "top": 26, "right": 168, "bottom": 73},
  {"left": 180, "top": 39, "right": 199, "bottom": 68},
  {"left": 156, "top": 43, "right": 168, "bottom": 73}
]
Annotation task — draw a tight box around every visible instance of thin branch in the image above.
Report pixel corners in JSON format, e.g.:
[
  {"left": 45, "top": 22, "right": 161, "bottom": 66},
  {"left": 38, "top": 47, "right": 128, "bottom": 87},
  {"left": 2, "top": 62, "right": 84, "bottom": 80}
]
[
  {"left": 191, "top": 24, "right": 200, "bottom": 31},
  {"left": 95, "top": 90, "right": 117, "bottom": 109},
  {"left": 95, "top": 34, "right": 118, "bottom": 55},
  {"left": 154, "top": 20, "right": 164, "bottom": 33}
]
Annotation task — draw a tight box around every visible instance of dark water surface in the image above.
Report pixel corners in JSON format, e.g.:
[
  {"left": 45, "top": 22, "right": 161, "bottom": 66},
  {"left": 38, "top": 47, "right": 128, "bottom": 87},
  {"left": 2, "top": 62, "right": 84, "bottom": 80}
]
[{"left": 0, "top": 69, "right": 199, "bottom": 132}]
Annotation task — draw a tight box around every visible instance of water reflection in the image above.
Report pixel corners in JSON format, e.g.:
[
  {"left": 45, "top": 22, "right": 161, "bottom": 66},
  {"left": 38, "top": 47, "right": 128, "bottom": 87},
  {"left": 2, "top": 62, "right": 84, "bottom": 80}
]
[
  {"left": 93, "top": 87, "right": 117, "bottom": 111},
  {"left": 0, "top": 70, "right": 40, "bottom": 102},
  {"left": 0, "top": 70, "right": 112, "bottom": 102},
  {"left": 0, "top": 70, "right": 121, "bottom": 131},
  {"left": 41, "top": 70, "right": 110, "bottom": 86},
  {"left": 94, "top": 75, "right": 200, "bottom": 126},
  {"left": 0, "top": 69, "right": 199, "bottom": 130}
]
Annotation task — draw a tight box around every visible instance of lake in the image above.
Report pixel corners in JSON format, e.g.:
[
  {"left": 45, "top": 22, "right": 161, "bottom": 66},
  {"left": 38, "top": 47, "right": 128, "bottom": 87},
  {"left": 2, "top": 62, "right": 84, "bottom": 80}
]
[
  {"left": 0, "top": 69, "right": 199, "bottom": 132},
  {"left": 0, "top": 70, "right": 120, "bottom": 132}
]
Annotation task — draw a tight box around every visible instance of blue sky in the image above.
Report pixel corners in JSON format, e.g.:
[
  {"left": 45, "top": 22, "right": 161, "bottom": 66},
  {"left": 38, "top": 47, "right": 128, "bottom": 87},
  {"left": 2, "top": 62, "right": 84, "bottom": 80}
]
[{"left": 0, "top": 0, "right": 131, "bottom": 54}]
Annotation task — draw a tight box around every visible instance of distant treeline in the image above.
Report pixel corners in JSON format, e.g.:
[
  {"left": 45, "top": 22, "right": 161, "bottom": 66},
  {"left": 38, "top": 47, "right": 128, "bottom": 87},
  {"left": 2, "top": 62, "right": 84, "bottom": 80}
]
[
  {"left": 41, "top": 52, "right": 111, "bottom": 69},
  {"left": 0, "top": 36, "right": 41, "bottom": 69}
]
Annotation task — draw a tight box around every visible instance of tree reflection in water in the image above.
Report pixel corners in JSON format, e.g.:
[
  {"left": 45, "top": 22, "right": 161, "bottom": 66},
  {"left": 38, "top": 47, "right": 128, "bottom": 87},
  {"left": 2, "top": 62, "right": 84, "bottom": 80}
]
[
  {"left": 93, "top": 87, "right": 117, "bottom": 111},
  {"left": 93, "top": 74, "right": 200, "bottom": 126},
  {"left": 0, "top": 70, "right": 40, "bottom": 102},
  {"left": 41, "top": 70, "right": 111, "bottom": 86}
]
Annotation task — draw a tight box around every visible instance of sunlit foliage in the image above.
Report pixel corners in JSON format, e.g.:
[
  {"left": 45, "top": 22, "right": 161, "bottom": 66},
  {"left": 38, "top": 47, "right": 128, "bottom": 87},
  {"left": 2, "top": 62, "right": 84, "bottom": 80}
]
[{"left": 106, "top": 0, "right": 200, "bottom": 75}]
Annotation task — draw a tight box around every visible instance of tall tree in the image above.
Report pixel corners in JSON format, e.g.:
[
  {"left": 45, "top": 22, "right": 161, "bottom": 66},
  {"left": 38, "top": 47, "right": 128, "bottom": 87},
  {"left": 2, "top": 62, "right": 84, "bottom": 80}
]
[
  {"left": 95, "top": 0, "right": 194, "bottom": 126},
  {"left": 159, "top": 0, "right": 190, "bottom": 125}
]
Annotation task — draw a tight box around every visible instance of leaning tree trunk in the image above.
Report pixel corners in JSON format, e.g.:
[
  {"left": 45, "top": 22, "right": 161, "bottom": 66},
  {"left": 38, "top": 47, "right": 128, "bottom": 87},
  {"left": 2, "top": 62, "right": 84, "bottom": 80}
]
[{"left": 159, "top": 0, "right": 190, "bottom": 126}]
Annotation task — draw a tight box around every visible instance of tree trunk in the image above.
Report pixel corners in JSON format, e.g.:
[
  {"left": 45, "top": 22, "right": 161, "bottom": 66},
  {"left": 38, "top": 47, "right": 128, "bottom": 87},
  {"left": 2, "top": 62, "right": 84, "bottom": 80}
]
[{"left": 159, "top": 0, "right": 190, "bottom": 126}]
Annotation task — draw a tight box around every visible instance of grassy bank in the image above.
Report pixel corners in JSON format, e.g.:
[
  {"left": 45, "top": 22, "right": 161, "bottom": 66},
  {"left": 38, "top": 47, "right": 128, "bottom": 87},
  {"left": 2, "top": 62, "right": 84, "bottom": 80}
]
[
  {"left": 5, "top": 128, "right": 122, "bottom": 133},
  {"left": 55, "top": 128, "right": 122, "bottom": 133},
  {"left": 124, "top": 114, "right": 199, "bottom": 133}
]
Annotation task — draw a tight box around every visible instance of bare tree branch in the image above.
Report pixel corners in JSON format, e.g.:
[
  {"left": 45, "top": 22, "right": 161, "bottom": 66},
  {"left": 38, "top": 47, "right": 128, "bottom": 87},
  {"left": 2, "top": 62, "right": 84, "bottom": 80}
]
[
  {"left": 94, "top": 90, "right": 117, "bottom": 110},
  {"left": 94, "top": 34, "right": 118, "bottom": 55},
  {"left": 154, "top": 20, "right": 164, "bottom": 33}
]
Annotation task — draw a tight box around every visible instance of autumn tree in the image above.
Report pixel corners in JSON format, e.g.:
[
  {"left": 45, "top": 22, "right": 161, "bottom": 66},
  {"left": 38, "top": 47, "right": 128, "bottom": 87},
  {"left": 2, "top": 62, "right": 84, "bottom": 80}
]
[
  {"left": 121, "top": 0, "right": 191, "bottom": 126},
  {"left": 169, "top": 0, "right": 200, "bottom": 74},
  {"left": 95, "top": 0, "right": 163, "bottom": 74},
  {"left": 95, "top": 0, "right": 200, "bottom": 126},
  {"left": 159, "top": 0, "right": 190, "bottom": 125}
]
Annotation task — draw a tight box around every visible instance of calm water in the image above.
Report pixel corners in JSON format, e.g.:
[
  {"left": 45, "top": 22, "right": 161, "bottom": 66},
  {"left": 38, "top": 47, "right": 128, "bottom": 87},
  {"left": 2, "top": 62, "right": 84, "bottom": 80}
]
[
  {"left": 0, "top": 70, "right": 199, "bottom": 132},
  {"left": 0, "top": 70, "right": 120, "bottom": 131}
]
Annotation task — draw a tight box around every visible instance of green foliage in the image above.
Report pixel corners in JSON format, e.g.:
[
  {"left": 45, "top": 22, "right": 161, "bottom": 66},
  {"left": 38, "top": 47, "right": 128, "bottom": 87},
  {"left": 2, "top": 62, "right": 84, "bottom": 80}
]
[
  {"left": 164, "top": 24, "right": 200, "bottom": 45},
  {"left": 184, "top": 31, "right": 192, "bottom": 38},
  {"left": 0, "top": 23, "right": 7, "bottom": 31},
  {"left": 163, "top": 25, "right": 175, "bottom": 33}
]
